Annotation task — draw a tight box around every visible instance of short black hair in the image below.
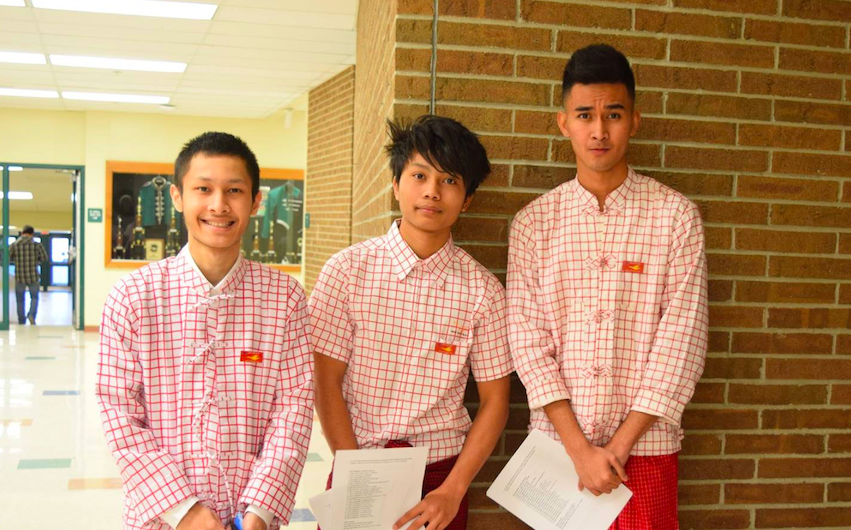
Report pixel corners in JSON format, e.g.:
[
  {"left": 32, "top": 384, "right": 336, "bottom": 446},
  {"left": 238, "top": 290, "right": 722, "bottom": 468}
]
[
  {"left": 174, "top": 131, "right": 260, "bottom": 197},
  {"left": 385, "top": 115, "right": 490, "bottom": 197},
  {"left": 562, "top": 44, "right": 636, "bottom": 102},
  {"left": 21, "top": 225, "right": 34, "bottom": 235}
]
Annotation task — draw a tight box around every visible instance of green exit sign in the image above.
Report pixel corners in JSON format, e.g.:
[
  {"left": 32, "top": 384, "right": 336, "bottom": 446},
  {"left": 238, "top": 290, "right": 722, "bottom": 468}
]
[{"left": 87, "top": 208, "right": 103, "bottom": 223}]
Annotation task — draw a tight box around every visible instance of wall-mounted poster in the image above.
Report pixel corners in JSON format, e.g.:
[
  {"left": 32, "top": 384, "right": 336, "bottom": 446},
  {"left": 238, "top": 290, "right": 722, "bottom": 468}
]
[{"left": 104, "top": 161, "right": 304, "bottom": 273}]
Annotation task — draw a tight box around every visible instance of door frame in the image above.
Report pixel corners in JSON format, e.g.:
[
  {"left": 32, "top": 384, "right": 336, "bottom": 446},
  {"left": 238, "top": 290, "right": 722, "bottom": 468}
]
[{"left": 0, "top": 163, "right": 85, "bottom": 330}]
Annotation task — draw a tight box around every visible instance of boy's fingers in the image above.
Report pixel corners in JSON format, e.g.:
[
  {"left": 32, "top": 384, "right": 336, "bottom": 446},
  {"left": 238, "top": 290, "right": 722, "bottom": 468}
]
[{"left": 393, "top": 502, "right": 423, "bottom": 530}]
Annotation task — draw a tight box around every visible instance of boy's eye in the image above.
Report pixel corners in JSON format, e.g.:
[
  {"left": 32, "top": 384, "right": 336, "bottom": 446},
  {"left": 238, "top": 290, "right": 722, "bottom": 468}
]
[
  {"left": 229, "top": 188, "right": 243, "bottom": 193},
  {"left": 577, "top": 113, "right": 590, "bottom": 119},
  {"left": 444, "top": 177, "right": 456, "bottom": 185},
  {"left": 196, "top": 186, "right": 209, "bottom": 192},
  {"left": 412, "top": 173, "right": 425, "bottom": 180},
  {"left": 608, "top": 113, "right": 621, "bottom": 119}
]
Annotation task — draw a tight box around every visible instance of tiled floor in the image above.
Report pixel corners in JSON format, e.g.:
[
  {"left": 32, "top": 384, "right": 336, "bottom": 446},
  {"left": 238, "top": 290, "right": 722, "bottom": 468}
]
[
  {"left": 8, "top": 288, "right": 73, "bottom": 326},
  {"left": 0, "top": 325, "right": 332, "bottom": 530}
]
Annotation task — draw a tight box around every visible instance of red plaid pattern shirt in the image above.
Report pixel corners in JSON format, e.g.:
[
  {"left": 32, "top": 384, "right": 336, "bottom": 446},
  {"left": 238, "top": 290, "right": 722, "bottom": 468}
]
[
  {"left": 309, "top": 221, "right": 513, "bottom": 464},
  {"left": 508, "top": 168, "right": 708, "bottom": 455},
  {"left": 97, "top": 248, "right": 314, "bottom": 529}
]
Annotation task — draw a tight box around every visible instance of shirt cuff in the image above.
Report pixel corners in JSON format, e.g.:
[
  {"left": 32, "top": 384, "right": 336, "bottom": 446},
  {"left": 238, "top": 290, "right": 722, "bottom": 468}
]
[
  {"left": 246, "top": 505, "right": 276, "bottom": 527},
  {"left": 160, "top": 496, "right": 199, "bottom": 529},
  {"left": 631, "top": 389, "right": 683, "bottom": 426},
  {"left": 525, "top": 378, "right": 572, "bottom": 410}
]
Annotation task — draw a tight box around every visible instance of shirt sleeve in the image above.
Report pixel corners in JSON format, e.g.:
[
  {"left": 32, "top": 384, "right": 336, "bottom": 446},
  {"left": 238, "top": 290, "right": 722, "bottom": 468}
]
[
  {"left": 468, "top": 279, "right": 513, "bottom": 382},
  {"left": 239, "top": 282, "right": 314, "bottom": 524},
  {"left": 507, "top": 211, "right": 571, "bottom": 409},
  {"left": 38, "top": 243, "right": 48, "bottom": 263},
  {"left": 245, "top": 505, "right": 275, "bottom": 527},
  {"left": 308, "top": 253, "right": 355, "bottom": 363},
  {"left": 96, "top": 281, "right": 195, "bottom": 524},
  {"left": 631, "top": 200, "right": 708, "bottom": 425},
  {"left": 159, "top": 497, "right": 199, "bottom": 529}
]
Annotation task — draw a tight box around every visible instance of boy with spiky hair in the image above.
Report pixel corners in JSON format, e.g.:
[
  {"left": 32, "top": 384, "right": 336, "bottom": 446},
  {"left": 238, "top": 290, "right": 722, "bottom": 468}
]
[
  {"left": 508, "top": 44, "right": 708, "bottom": 529},
  {"left": 310, "top": 115, "right": 512, "bottom": 530},
  {"left": 98, "top": 132, "right": 314, "bottom": 530}
]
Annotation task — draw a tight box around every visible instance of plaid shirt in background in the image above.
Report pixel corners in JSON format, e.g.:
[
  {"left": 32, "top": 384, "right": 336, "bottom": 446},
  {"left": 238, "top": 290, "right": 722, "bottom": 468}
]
[{"left": 9, "top": 235, "right": 48, "bottom": 284}]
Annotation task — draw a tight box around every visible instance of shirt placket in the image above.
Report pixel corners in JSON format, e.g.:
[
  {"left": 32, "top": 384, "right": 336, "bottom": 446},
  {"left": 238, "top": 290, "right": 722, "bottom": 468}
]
[{"left": 584, "top": 207, "right": 616, "bottom": 443}]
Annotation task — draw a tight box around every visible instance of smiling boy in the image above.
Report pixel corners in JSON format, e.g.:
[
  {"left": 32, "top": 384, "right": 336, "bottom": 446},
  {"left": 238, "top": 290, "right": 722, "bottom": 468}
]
[
  {"left": 97, "top": 132, "right": 314, "bottom": 530},
  {"left": 309, "top": 116, "right": 512, "bottom": 530},
  {"left": 508, "top": 45, "right": 708, "bottom": 529}
]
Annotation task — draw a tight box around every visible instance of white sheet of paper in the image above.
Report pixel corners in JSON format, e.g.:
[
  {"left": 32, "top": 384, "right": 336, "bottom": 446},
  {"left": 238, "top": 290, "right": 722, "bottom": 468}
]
[
  {"left": 317, "top": 445, "right": 428, "bottom": 530},
  {"left": 487, "top": 429, "right": 632, "bottom": 530},
  {"left": 309, "top": 489, "right": 335, "bottom": 530}
]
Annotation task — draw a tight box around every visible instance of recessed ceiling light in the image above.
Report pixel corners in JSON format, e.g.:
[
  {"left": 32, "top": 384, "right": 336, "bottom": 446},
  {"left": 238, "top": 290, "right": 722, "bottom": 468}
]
[
  {"left": 62, "top": 91, "right": 169, "bottom": 104},
  {"left": 31, "top": 0, "right": 217, "bottom": 20},
  {"left": 0, "top": 87, "right": 59, "bottom": 98},
  {"left": 0, "top": 191, "right": 34, "bottom": 200},
  {"left": 0, "top": 166, "right": 24, "bottom": 172},
  {"left": 0, "top": 1, "right": 26, "bottom": 6},
  {"left": 50, "top": 54, "right": 186, "bottom": 73},
  {"left": 0, "top": 52, "right": 46, "bottom": 65}
]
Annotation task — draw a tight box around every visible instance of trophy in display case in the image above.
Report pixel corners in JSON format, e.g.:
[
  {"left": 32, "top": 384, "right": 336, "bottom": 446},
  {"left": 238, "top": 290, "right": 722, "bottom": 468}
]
[
  {"left": 129, "top": 196, "right": 147, "bottom": 260},
  {"left": 165, "top": 208, "right": 181, "bottom": 258},
  {"left": 113, "top": 217, "right": 126, "bottom": 259},
  {"left": 250, "top": 219, "right": 262, "bottom": 262},
  {"left": 265, "top": 222, "right": 278, "bottom": 264}
]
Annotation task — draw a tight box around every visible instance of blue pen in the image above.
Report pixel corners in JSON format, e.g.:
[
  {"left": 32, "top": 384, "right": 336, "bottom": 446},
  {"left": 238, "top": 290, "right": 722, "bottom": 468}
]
[{"left": 233, "top": 512, "right": 244, "bottom": 530}]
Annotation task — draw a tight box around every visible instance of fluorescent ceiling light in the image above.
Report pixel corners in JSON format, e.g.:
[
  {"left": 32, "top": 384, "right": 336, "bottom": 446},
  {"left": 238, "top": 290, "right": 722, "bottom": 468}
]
[
  {"left": 0, "top": 191, "right": 34, "bottom": 200},
  {"left": 0, "top": 52, "right": 47, "bottom": 65},
  {"left": 31, "top": 0, "right": 217, "bottom": 20},
  {"left": 62, "top": 91, "right": 169, "bottom": 104},
  {"left": 50, "top": 54, "right": 186, "bottom": 73},
  {"left": 0, "top": 1, "right": 26, "bottom": 6},
  {"left": 0, "top": 87, "right": 59, "bottom": 98},
  {"left": 0, "top": 166, "right": 24, "bottom": 172}
]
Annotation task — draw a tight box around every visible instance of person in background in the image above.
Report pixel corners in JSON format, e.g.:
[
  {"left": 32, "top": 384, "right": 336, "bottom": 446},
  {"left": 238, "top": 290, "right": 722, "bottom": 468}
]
[{"left": 9, "top": 224, "right": 48, "bottom": 325}]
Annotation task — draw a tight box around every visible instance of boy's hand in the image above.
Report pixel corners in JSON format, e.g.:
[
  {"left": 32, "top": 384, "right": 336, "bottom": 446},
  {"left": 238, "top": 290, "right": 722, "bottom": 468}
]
[
  {"left": 176, "top": 504, "right": 226, "bottom": 530},
  {"left": 241, "top": 513, "right": 267, "bottom": 530},
  {"left": 572, "top": 444, "right": 628, "bottom": 496},
  {"left": 393, "top": 486, "right": 461, "bottom": 530}
]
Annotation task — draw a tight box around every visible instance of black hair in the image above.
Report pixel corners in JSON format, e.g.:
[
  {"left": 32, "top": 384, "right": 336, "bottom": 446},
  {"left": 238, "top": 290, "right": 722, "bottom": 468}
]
[
  {"left": 385, "top": 115, "right": 490, "bottom": 197},
  {"left": 562, "top": 44, "right": 636, "bottom": 101},
  {"left": 174, "top": 131, "right": 260, "bottom": 197},
  {"left": 21, "top": 225, "right": 34, "bottom": 235}
]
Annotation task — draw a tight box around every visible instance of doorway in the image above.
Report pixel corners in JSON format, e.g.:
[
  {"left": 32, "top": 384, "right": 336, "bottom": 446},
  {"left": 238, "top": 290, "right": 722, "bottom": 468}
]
[{"left": 0, "top": 164, "right": 85, "bottom": 330}]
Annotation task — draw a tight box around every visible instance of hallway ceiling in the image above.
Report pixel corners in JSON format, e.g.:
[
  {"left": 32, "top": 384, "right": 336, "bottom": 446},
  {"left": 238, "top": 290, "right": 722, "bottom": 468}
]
[{"left": 0, "top": 0, "right": 357, "bottom": 118}]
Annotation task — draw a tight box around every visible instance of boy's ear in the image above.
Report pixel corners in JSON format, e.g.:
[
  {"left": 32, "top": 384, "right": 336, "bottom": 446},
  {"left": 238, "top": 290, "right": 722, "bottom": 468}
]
[
  {"left": 392, "top": 177, "right": 400, "bottom": 200},
  {"left": 169, "top": 184, "right": 183, "bottom": 213},
  {"left": 251, "top": 190, "right": 262, "bottom": 216},
  {"left": 461, "top": 192, "right": 474, "bottom": 213}
]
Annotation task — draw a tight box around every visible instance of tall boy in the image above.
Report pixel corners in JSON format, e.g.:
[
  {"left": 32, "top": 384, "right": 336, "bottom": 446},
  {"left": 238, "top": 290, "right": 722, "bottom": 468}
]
[
  {"left": 97, "top": 132, "right": 314, "bottom": 530},
  {"left": 508, "top": 45, "right": 708, "bottom": 529},
  {"left": 309, "top": 116, "right": 512, "bottom": 530}
]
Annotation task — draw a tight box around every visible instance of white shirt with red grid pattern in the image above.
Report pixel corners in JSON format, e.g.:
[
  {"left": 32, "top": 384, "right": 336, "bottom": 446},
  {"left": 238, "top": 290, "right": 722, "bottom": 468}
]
[
  {"left": 97, "top": 247, "right": 314, "bottom": 530},
  {"left": 507, "top": 168, "right": 708, "bottom": 456},
  {"left": 309, "top": 220, "right": 513, "bottom": 465}
]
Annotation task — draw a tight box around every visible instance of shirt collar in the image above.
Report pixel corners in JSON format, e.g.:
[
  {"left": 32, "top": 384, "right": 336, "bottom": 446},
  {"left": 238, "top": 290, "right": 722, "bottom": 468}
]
[
  {"left": 569, "top": 166, "right": 636, "bottom": 215},
  {"left": 385, "top": 219, "right": 455, "bottom": 284},
  {"left": 179, "top": 245, "right": 246, "bottom": 295}
]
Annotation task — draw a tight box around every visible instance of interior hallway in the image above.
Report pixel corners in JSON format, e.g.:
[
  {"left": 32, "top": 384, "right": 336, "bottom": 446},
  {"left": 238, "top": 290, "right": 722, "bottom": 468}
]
[{"left": 0, "top": 326, "right": 332, "bottom": 530}]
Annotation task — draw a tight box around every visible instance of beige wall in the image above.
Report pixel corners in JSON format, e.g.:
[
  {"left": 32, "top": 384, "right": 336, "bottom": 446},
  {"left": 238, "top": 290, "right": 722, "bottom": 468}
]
[
  {"left": 0, "top": 106, "right": 307, "bottom": 327},
  {"left": 10, "top": 211, "right": 72, "bottom": 232}
]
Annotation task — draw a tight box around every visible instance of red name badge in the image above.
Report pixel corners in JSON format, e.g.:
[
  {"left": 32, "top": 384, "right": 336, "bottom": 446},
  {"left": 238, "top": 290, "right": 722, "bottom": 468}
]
[
  {"left": 434, "top": 342, "right": 457, "bottom": 355},
  {"left": 622, "top": 261, "right": 645, "bottom": 274},
  {"left": 240, "top": 351, "right": 264, "bottom": 363}
]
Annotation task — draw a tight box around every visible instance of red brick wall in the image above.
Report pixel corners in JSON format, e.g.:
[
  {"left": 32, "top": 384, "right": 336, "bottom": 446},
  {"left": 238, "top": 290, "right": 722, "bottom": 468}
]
[
  {"left": 389, "top": 1, "right": 851, "bottom": 529},
  {"left": 352, "top": 0, "right": 400, "bottom": 242},
  {"left": 305, "top": 66, "right": 355, "bottom": 295}
]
